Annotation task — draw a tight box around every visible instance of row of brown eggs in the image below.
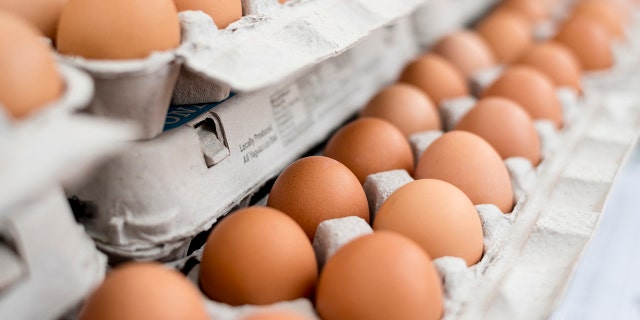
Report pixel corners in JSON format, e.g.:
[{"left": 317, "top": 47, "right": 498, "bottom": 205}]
[
  {"left": 50, "top": 0, "right": 639, "bottom": 319},
  {"left": 0, "top": 0, "right": 292, "bottom": 120}
]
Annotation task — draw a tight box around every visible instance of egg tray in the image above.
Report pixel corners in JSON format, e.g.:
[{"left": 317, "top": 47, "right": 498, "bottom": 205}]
[
  {"left": 66, "top": 20, "right": 419, "bottom": 263},
  {"left": 57, "top": 0, "right": 431, "bottom": 140},
  {"left": 159, "top": 66, "right": 640, "bottom": 320},
  {"left": 0, "top": 187, "right": 106, "bottom": 320}
]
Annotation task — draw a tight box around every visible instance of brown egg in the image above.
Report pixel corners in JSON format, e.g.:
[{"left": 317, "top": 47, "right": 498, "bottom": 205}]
[
  {"left": 572, "top": 0, "right": 625, "bottom": 38},
  {"left": 199, "top": 206, "right": 317, "bottom": 305},
  {"left": 476, "top": 10, "right": 533, "bottom": 63},
  {"left": 415, "top": 131, "right": 514, "bottom": 213},
  {"left": 482, "top": 65, "right": 563, "bottom": 128},
  {"left": 399, "top": 53, "right": 469, "bottom": 105},
  {"left": 174, "top": 0, "right": 242, "bottom": 29},
  {"left": 455, "top": 97, "right": 541, "bottom": 166},
  {"left": 267, "top": 156, "right": 369, "bottom": 239},
  {"left": 498, "top": 0, "right": 548, "bottom": 23},
  {"left": 324, "top": 118, "right": 414, "bottom": 183},
  {"left": 316, "top": 231, "right": 443, "bottom": 320},
  {"left": 79, "top": 263, "right": 208, "bottom": 320},
  {"left": 242, "top": 310, "right": 312, "bottom": 320},
  {"left": 373, "top": 179, "right": 484, "bottom": 266},
  {"left": 432, "top": 30, "right": 497, "bottom": 78},
  {"left": 516, "top": 41, "right": 582, "bottom": 91},
  {"left": 554, "top": 15, "right": 613, "bottom": 71},
  {"left": 360, "top": 84, "right": 441, "bottom": 137},
  {"left": 57, "top": 0, "right": 181, "bottom": 59},
  {"left": 0, "top": 11, "right": 63, "bottom": 119},
  {"left": 0, "top": 0, "right": 67, "bottom": 38}
]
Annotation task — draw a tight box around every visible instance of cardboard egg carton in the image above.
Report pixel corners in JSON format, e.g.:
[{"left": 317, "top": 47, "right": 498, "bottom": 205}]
[
  {"left": 160, "top": 65, "right": 640, "bottom": 320},
  {"left": 0, "top": 188, "right": 106, "bottom": 320},
  {"left": 58, "top": 0, "right": 427, "bottom": 140},
  {"left": 66, "top": 18, "right": 420, "bottom": 262},
  {"left": 0, "top": 63, "right": 138, "bottom": 319}
]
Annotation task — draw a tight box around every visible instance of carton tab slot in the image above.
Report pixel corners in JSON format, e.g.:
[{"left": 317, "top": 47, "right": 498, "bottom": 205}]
[{"left": 193, "top": 115, "right": 230, "bottom": 168}]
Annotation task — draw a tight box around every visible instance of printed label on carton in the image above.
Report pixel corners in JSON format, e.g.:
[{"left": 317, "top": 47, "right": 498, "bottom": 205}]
[
  {"left": 239, "top": 124, "right": 279, "bottom": 165},
  {"left": 271, "top": 84, "right": 311, "bottom": 146}
]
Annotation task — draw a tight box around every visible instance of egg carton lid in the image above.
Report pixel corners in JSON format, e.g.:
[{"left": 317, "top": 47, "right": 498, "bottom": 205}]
[{"left": 176, "top": 0, "right": 426, "bottom": 93}]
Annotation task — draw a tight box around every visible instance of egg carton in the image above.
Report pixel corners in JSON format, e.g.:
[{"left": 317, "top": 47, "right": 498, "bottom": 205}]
[
  {"left": 158, "top": 67, "right": 640, "bottom": 320},
  {"left": 412, "top": 0, "right": 499, "bottom": 48},
  {"left": 57, "top": 0, "right": 427, "bottom": 140},
  {"left": 66, "top": 18, "right": 420, "bottom": 263},
  {"left": 0, "top": 187, "right": 106, "bottom": 320}
]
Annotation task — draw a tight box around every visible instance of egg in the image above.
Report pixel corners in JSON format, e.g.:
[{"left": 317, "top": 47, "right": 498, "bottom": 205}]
[
  {"left": 199, "top": 206, "right": 317, "bottom": 305},
  {"left": 315, "top": 231, "right": 443, "bottom": 320},
  {"left": 174, "top": 0, "right": 242, "bottom": 29},
  {"left": 572, "top": 0, "right": 625, "bottom": 38},
  {"left": 476, "top": 10, "right": 532, "bottom": 63},
  {"left": 242, "top": 310, "right": 312, "bottom": 320},
  {"left": 432, "top": 30, "right": 497, "bottom": 78},
  {"left": 57, "top": 0, "right": 181, "bottom": 59},
  {"left": 498, "top": 0, "right": 548, "bottom": 23},
  {"left": 554, "top": 15, "right": 613, "bottom": 71},
  {"left": 415, "top": 131, "right": 514, "bottom": 213},
  {"left": 359, "top": 83, "right": 441, "bottom": 137},
  {"left": 323, "top": 118, "right": 414, "bottom": 183},
  {"left": 79, "top": 262, "right": 208, "bottom": 320},
  {"left": 516, "top": 41, "right": 582, "bottom": 91},
  {"left": 0, "top": 11, "right": 63, "bottom": 119},
  {"left": 373, "top": 179, "right": 484, "bottom": 266},
  {"left": 482, "top": 65, "right": 563, "bottom": 128},
  {"left": 267, "top": 156, "right": 369, "bottom": 239},
  {"left": 0, "top": 0, "right": 67, "bottom": 38},
  {"left": 455, "top": 97, "right": 541, "bottom": 166},
  {"left": 399, "top": 53, "right": 469, "bottom": 105}
]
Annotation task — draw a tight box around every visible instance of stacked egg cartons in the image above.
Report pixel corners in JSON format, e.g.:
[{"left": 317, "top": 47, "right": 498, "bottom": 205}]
[
  {"left": 3, "top": 0, "right": 640, "bottom": 319},
  {"left": 0, "top": 10, "right": 139, "bottom": 319}
]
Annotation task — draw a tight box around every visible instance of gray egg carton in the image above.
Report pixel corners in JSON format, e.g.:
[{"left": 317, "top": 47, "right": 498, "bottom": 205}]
[{"left": 66, "top": 19, "right": 419, "bottom": 262}]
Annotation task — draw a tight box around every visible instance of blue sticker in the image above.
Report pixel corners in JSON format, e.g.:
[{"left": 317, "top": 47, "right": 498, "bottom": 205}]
[{"left": 163, "top": 93, "right": 235, "bottom": 131}]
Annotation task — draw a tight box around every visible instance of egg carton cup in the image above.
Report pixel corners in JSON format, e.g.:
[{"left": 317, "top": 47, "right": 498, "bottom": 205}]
[
  {"left": 66, "top": 20, "right": 419, "bottom": 262},
  {"left": 411, "top": 0, "right": 498, "bottom": 48},
  {"left": 0, "top": 187, "right": 106, "bottom": 320},
  {"left": 172, "top": 0, "right": 427, "bottom": 106},
  {"left": 58, "top": 51, "right": 181, "bottom": 140}
]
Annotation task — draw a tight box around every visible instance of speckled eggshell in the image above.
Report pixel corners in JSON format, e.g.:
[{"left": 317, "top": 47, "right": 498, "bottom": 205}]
[
  {"left": 414, "top": 131, "right": 514, "bottom": 213},
  {"left": 373, "top": 179, "right": 484, "bottom": 266},
  {"left": 267, "top": 156, "right": 370, "bottom": 239},
  {"left": 315, "top": 231, "right": 443, "bottom": 320}
]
